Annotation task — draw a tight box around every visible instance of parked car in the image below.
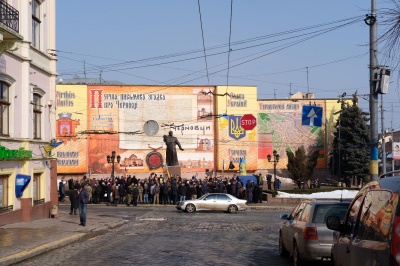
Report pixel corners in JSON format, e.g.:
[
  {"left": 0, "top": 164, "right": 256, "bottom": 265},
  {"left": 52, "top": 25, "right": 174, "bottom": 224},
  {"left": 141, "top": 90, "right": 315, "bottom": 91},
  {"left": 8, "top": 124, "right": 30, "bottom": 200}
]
[
  {"left": 326, "top": 170, "right": 400, "bottom": 266},
  {"left": 279, "top": 198, "right": 350, "bottom": 266},
  {"left": 176, "top": 193, "right": 247, "bottom": 213}
]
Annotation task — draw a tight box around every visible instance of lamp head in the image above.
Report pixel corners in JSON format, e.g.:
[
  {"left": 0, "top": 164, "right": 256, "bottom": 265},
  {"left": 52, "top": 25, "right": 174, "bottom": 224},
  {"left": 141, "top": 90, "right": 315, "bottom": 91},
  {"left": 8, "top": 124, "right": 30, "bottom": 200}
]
[
  {"left": 117, "top": 155, "right": 121, "bottom": 163},
  {"left": 107, "top": 155, "right": 111, "bottom": 163},
  {"left": 276, "top": 154, "right": 280, "bottom": 162},
  {"left": 111, "top": 151, "right": 116, "bottom": 158},
  {"left": 267, "top": 154, "right": 271, "bottom": 162}
]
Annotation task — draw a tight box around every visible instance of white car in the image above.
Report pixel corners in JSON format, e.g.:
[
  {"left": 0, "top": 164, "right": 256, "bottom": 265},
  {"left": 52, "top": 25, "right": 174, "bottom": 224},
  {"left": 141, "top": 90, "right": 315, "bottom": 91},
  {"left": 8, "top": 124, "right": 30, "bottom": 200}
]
[{"left": 177, "top": 193, "right": 247, "bottom": 213}]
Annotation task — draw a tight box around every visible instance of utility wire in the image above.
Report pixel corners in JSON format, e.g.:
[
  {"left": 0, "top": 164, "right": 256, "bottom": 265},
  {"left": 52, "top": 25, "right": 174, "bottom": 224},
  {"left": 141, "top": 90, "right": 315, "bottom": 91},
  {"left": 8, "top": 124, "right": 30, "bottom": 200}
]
[{"left": 197, "top": 0, "right": 210, "bottom": 86}]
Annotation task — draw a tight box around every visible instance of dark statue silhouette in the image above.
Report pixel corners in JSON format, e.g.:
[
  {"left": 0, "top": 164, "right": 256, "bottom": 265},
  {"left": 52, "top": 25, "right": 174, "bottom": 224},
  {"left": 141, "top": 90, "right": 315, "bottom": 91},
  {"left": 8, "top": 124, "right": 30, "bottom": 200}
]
[{"left": 163, "top": 131, "right": 184, "bottom": 166}]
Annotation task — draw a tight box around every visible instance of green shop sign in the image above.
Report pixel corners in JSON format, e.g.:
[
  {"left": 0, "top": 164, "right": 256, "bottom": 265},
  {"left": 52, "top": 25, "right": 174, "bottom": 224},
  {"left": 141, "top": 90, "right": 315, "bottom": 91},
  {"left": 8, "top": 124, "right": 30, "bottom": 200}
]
[{"left": 0, "top": 145, "right": 33, "bottom": 161}]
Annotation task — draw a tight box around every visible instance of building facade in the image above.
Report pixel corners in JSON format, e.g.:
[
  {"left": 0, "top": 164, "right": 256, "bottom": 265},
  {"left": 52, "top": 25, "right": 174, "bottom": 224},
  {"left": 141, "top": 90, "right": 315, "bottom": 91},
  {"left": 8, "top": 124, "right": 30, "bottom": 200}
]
[
  {"left": 0, "top": 0, "right": 57, "bottom": 226},
  {"left": 55, "top": 84, "right": 343, "bottom": 182}
]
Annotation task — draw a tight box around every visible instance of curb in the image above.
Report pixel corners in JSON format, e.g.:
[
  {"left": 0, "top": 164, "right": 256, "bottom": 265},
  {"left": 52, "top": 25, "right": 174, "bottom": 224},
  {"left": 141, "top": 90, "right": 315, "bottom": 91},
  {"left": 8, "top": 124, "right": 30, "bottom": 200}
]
[
  {"left": 0, "top": 233, "right": 85, "bottom": 266},
  {"left": 0, "top": 220, "right": 127, "bottom": 266}
]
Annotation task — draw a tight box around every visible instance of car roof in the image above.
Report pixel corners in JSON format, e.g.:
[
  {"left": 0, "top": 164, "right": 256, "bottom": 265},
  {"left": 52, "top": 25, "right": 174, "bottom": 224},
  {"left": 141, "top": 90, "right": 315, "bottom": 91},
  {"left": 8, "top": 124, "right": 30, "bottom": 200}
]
[
  {"left": 375, "top": 174, "right": 400, "bottom": 194},
  {"left": 300, "top": 198, "right": 351, "bottom": 204}
]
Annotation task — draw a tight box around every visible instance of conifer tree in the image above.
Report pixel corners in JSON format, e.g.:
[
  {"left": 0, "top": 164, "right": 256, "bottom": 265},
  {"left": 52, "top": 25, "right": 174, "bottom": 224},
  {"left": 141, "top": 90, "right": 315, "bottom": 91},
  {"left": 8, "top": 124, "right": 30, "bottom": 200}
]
[
  {"left": 286, "top": 146, "right": 319, "bottom": 183},
  {"left": 331, "top": 94, "right": 370, "bottom": 184}
]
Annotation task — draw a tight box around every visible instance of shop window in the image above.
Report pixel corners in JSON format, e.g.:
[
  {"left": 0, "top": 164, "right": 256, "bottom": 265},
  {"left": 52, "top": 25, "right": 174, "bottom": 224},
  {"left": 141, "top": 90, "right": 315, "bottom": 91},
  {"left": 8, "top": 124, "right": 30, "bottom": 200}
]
[
  {"left": 0, "top": 175, "right": 8, "bottom": 208},
  {"left": 32, "top": 0, "right": 41, "bottom": 49},
  {"left": 0, "top": 81, "right": 9, "bottom": 136},
  {"left": 33, "top": 93, "right": 42, "bottom": 139},
  {"left": 33, "top": 173, "right": 40, "bottom": 202}
]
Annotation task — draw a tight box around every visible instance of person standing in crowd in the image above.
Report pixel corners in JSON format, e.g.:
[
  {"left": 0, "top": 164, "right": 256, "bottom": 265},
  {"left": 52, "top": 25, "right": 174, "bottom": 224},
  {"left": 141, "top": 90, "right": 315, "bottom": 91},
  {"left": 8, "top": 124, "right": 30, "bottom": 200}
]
[
  {"left": 84, "top": 181, "right": 92, "bottom": 204},
  {"left": 69, "top": 183, "right": 79, "bottom": 215},
  {"left": 77, "top": 183, "right": 89, "bottom": 226},
  {"left": 126, "top": 182, "right": 133, "bottom": 206},
  {"left": 113, "top": 184, "right": 120, "bottom": 206},
  {"left": 143, "top": 182, "right": 149, "bottom": 204},
  {"left": 59, "top": 181, "right": 66, "bottom": 202},
  {"left": 153, "top": 182, "right": 160, "bottom": 205},
  {"left": 137, "top": 182, "right": 143, "bottom": 204},
  {"left": 171, "top": 182, "right": 178, "bottom": 205},
  {"left": 93, "top": 182, "right": 102, "bottom": 204},
  {"left": 267, "top": 174, "right": 272, "bottom": 190},
  {"left": 132, "top": 184, "right": 139, "bottom": 206},
  {"left": 179, "top": 182, "right": 186, "bottom": 202}
]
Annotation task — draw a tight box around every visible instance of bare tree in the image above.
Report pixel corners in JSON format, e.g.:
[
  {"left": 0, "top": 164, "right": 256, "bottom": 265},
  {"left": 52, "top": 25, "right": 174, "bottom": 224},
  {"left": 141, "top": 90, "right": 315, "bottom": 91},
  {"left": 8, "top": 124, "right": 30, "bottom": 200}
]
[{"left": 379, "top": 0, "right": 400, "bottom": 70}]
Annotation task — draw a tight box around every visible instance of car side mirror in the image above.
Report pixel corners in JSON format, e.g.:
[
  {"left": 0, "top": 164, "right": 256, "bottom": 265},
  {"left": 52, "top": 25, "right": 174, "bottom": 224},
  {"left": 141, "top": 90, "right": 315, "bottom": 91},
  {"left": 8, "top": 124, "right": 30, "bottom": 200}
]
[
  {"left": 326, "top": 216, "right": 341, "bottom": 231},
  {"left": 279, "top": 214, "right": 289, "bottom": 220}
]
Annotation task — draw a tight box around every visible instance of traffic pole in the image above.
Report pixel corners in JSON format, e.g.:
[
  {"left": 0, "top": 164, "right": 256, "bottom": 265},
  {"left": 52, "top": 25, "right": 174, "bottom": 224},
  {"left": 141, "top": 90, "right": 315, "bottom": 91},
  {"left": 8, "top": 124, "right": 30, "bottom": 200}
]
[{"left": 366, "top": 0, "right": 379, "bottom": 181}]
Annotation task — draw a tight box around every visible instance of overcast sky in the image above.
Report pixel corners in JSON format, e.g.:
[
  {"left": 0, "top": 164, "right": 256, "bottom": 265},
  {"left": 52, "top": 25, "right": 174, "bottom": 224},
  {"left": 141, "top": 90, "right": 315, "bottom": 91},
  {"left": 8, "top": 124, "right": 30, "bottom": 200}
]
[{"left": 56, "top": 0, "right": 400, "bottom": 130}]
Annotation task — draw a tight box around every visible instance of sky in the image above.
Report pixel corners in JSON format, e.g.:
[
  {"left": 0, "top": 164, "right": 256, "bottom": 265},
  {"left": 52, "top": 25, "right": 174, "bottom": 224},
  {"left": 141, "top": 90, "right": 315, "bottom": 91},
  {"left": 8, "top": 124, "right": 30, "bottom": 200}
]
[{"left": 56, "top": 0, "right": 400, "bottom": 131}]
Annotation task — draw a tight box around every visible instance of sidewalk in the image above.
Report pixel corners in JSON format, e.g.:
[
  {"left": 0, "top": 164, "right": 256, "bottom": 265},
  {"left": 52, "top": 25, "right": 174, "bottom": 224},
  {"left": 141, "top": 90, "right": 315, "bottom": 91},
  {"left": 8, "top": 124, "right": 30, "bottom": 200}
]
[
  {"left": 0, "top": 201, "right": 294, "bottom": 266},
  {"left": 0, "top": 206, "right": 127, "bottom": 266}
]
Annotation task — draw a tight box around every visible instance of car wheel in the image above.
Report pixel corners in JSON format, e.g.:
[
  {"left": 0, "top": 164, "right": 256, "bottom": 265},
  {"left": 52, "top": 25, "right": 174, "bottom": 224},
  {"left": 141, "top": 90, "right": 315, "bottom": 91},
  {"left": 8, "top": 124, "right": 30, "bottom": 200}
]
[
  {"left": 185, "top": 204, "right": 196, "bottom": 213},
  {"left": 279, "top": 233, "right": 289, "bottom": 257},
  {"left": 228, "top": 205, "right": 238, "bottom": 213},
  {"left": 293, "top": 242, "right": 303, "bottom": 266}
]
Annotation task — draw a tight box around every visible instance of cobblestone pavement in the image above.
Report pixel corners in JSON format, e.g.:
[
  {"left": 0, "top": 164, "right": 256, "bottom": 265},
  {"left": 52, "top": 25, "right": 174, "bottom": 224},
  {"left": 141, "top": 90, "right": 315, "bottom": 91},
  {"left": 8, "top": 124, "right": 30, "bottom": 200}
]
[{"left": 15, "top": 205, "right": 294, "bottom": 266}]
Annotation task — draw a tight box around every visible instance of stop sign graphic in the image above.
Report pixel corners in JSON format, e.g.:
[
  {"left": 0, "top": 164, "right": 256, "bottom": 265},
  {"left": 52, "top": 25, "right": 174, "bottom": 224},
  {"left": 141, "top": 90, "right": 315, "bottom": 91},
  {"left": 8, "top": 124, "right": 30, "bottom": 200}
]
[{"left": 241, "top": 114, "right": 257, "bottom": 130}]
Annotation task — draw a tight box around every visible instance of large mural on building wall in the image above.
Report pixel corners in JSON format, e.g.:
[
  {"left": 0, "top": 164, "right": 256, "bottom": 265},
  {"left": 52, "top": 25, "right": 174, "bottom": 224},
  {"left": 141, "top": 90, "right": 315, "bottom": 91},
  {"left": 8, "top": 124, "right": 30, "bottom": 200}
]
[
  {"left": 86, "top": 85, "right": 215, "bottom": 175},
  {"left": 215, "top": 86, "right": 259, "bottom": 172},
  {"left": 256, "top": 99, "right": 343, "bottom": 170},
  {"left": 55, "top": 85, "right": 88, "bottom": 173}
]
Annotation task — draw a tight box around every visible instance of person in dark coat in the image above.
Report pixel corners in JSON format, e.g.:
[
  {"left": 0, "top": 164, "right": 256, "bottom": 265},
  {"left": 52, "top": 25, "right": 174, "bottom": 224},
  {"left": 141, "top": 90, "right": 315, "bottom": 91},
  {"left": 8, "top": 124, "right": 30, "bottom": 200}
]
[
  {"left": 132, "top": 184, "right": 139, "bottom": 206},
  {"left": 266, "top": 174, "right": 272, "bottom": 190},
  {"left": 77, "top": 183, "right": 89, "bottom": 226},
  {"left": 59, "top": 181, "right": 66, "bottom": 202},
  {"left": 69, "top": 184, "right": 79, "bottom": 215}
]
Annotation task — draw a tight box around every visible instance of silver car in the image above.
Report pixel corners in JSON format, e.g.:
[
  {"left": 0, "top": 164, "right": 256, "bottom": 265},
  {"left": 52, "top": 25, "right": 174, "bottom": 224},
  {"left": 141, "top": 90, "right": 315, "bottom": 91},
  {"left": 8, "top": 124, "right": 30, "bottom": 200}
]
[
  {"left": 279, "top": 199, "right": 350, "bottom": 266},
  {"left": 176, "top": 193, "right": 247, "bottom": 213}
]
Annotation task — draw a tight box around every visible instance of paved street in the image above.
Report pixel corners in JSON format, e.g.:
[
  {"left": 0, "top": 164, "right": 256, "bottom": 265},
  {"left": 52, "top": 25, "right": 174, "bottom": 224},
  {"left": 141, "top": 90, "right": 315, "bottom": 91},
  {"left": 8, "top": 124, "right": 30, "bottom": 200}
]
[{"left": 15, "top": 205, "right": 293, "bottom": 266}]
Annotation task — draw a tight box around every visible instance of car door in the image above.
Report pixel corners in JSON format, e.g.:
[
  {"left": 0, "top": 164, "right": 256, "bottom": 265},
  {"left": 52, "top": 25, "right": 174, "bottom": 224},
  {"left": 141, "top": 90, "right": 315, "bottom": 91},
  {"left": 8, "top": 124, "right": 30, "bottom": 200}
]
[
  {"left": 334, "top": 195, "right": 364, "bottom": 266},
  {"left": 215, "top": 194, "right": 231, "bottom": 210},
  {"left": 349, "top": 190, "right": 396, "bottom": 266},
  {"left": 198, "top": 194, "right": 216, "bottom": 210},
  {"left": 282, "top": 202, "right": 306, "bottom": 254}
]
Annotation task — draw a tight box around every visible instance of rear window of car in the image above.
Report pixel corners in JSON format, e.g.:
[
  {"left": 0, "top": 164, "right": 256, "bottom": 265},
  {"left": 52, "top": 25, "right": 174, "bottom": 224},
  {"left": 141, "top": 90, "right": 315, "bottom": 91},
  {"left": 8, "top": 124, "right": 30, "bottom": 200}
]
[{"left": 312, "top": 204, "right": 349, "bottom": 224}]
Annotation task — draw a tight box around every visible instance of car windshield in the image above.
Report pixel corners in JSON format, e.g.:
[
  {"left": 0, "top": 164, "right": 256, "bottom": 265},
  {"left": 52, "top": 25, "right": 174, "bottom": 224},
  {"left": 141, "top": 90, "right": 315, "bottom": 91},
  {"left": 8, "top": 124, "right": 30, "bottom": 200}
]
[{"left": 312, "top": 204, "right": 350, "bottom": 223}]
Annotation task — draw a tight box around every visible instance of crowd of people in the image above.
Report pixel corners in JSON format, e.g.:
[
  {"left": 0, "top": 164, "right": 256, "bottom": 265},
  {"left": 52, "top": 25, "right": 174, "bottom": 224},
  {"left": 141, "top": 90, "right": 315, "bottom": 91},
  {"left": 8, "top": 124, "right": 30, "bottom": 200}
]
[{"left": 62, "top": 173, "right": 265, "bottom": 208}]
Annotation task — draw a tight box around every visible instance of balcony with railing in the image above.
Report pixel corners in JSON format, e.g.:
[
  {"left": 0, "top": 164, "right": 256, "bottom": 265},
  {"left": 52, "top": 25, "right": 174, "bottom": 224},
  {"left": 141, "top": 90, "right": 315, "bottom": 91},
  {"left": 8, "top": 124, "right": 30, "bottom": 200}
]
[
  {"left": 0, "top": 1, "right": 22, "bottom": 54},
  {"left": 0, "top": 1, "right": 19, "bottom": 33}
]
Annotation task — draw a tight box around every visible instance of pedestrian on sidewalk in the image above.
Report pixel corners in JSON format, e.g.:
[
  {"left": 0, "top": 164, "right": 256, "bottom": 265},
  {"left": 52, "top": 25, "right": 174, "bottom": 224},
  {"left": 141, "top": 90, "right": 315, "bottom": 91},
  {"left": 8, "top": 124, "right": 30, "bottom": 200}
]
[
  {"left": 59, "top": 181, "right": 66, "bottom": 202},
  {"left": 78, "top": 183, "right": 89, "bottom": 226},
  {"left": 69, "top": 184, "right": 79, "bottom": 215}
]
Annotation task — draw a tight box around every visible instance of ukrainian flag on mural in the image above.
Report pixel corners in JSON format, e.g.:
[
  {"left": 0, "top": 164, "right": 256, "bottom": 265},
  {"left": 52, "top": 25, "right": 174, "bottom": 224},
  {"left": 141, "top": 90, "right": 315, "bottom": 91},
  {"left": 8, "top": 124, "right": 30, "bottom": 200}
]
[{"left": 229, "top": 116, "right": 246, "bottom": 140}]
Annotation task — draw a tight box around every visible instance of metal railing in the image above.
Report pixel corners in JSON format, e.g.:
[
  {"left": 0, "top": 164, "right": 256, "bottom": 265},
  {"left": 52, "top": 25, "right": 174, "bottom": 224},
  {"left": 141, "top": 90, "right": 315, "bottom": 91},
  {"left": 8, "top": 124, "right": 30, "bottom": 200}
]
[
  {"left": 33, "top": 198, "right": 45, "bottom": 206},
  {"left": 0, "top": 205, "right": 13, "bottom": 214},
  {"left": 0, "top": 1, "right": 19, "bottom": 33}
]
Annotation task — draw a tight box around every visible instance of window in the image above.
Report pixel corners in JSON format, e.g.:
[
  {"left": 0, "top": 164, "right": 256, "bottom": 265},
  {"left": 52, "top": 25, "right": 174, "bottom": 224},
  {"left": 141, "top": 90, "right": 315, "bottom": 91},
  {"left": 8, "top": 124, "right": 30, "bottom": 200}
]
[
  {"left": 32, "top": 0, "right": 40, "bottom": 48},
  {"left": 299, "top": 204, "right": 312, "bottom": 222},
  {"left": 345, "top": 195, "right": 364, "bottom": 234},
  {"left": 0, "top": 81, "right": 9, "bottom": 136},
  {"left": 33, "top": 93, "right": 42, "bottom": 139},
  {"left": 0, "top": 175, "right": 8, "bottom": 207},
  {"left": 357, "top": 190, "right": 398, "bottom": 242},
  {"left": 33, "top": 173, "right": 40, "bottom": 201}
]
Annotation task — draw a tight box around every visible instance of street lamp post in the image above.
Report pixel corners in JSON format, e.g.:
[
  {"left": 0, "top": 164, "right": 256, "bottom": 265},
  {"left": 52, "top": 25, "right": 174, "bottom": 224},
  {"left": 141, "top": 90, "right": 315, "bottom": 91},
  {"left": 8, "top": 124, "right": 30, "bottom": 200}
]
[
  {"left": 107, "top": 151, "right": 121, "bottom": 184},
  {"left": 267, "top": 150, "right": 280, "bottom": 190}
]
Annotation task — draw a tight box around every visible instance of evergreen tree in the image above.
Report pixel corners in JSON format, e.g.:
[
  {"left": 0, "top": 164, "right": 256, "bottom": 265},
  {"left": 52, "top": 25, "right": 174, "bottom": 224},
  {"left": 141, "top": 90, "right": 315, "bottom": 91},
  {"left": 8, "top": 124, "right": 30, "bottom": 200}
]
[
  {"left": 331, "top": 94, "right": 370, "bottom": 184},
  {"left": 286, "top": 146, "right": 319, "bottom": 182}
]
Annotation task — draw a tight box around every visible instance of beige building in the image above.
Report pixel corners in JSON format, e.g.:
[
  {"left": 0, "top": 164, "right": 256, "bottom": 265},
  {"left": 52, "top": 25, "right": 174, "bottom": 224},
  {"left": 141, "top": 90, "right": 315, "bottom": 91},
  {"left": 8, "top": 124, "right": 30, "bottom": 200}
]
[{"left": 0, "top": 0, "right": 57, "bottom": 225}]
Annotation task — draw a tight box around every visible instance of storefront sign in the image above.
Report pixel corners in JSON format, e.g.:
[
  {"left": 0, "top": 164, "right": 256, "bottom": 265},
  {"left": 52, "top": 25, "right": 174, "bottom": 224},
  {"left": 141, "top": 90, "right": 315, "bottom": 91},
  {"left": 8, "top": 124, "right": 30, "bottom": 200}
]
[{"left": 0, "top": 145, "right": 32, "bottom": 161}]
